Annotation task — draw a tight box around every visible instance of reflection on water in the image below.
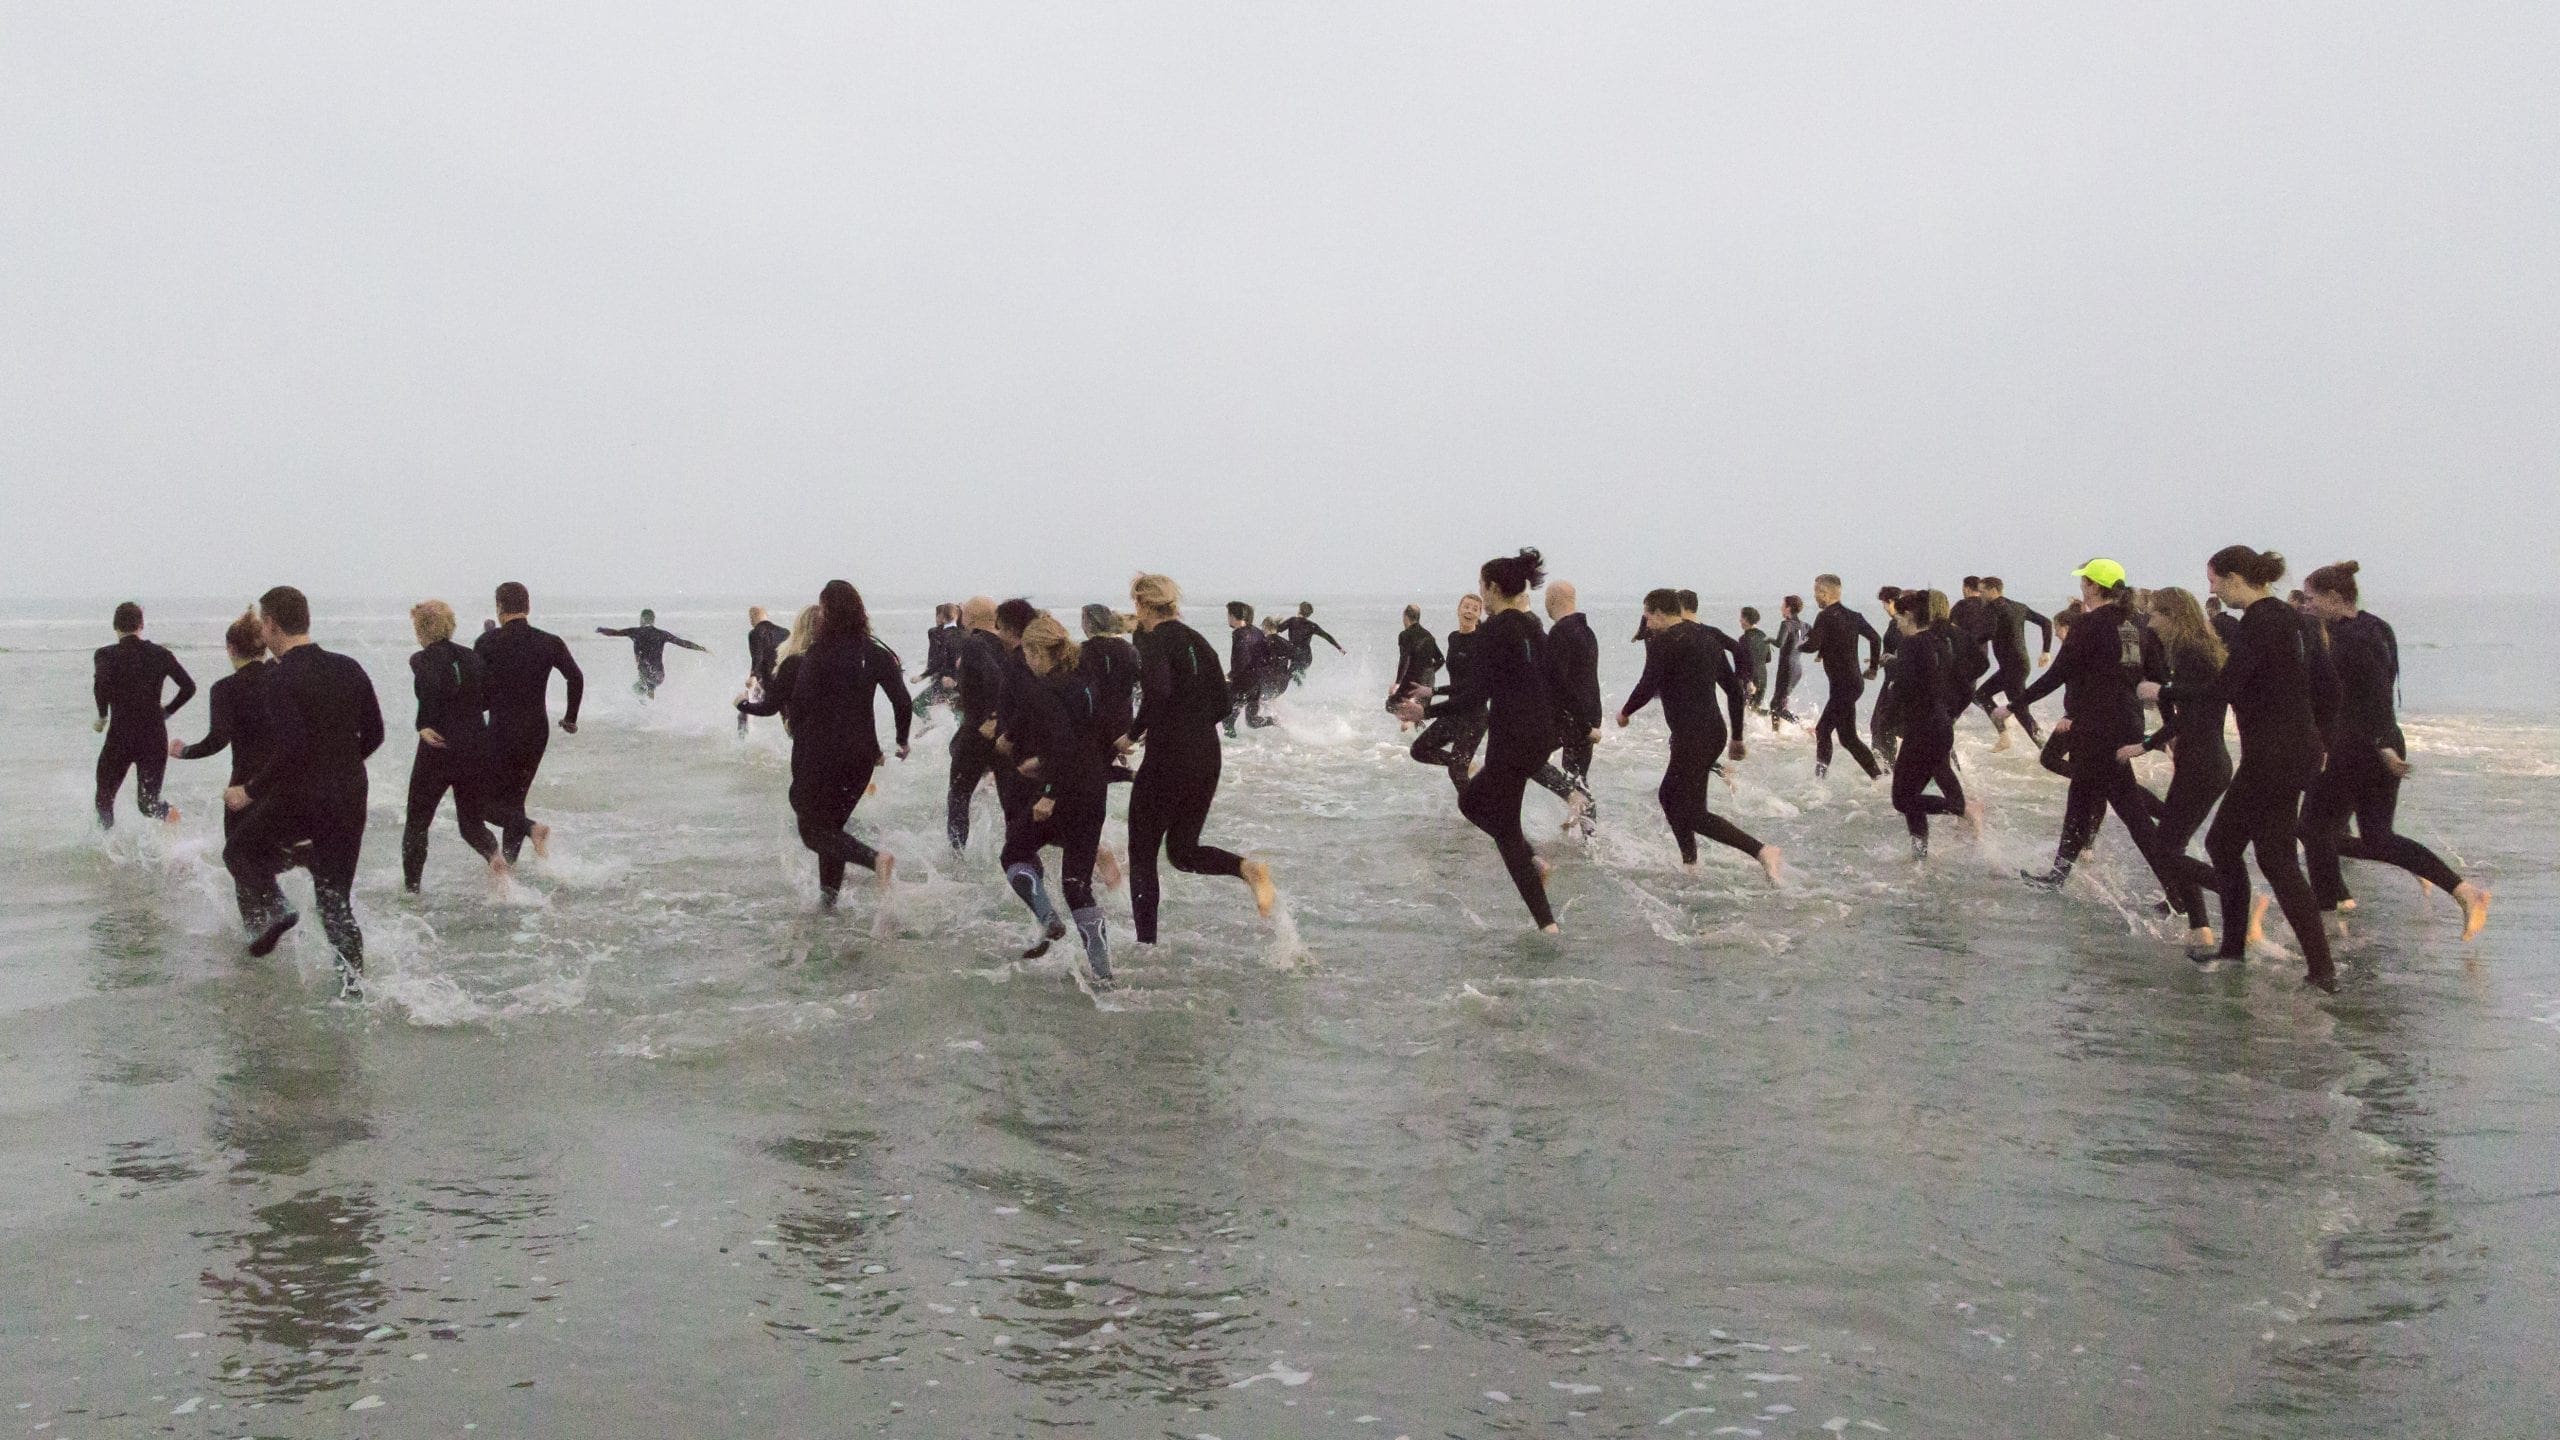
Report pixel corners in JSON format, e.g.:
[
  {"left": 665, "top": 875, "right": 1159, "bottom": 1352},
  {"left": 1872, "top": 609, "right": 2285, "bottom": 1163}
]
[{"left": 198, "top": 1185, "right": 391, "bottom": 1403}]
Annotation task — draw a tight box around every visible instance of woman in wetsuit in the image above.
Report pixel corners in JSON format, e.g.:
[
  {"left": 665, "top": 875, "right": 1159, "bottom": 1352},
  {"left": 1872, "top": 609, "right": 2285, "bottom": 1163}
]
[
  {"left": 1016, "top": 615, "right": 1118, "bottom": 984},
  {"left": 1408, "top": 594, "right": 1487, "bottom": 793},
  {"left": 736, "top": 584, "right": 908, "bottom": 909},
  {"left": 1887, "top": 590, "right": 1980, "bottom": 856},
  {"left": 1124, "top": 574, "right": 1277, "bottom": 944}
]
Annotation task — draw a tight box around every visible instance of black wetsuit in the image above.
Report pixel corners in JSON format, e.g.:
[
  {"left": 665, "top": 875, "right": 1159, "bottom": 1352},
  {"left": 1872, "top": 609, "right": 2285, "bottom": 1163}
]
[
  {"left": 1623, "top": 620, "right": 1760, "bottom": 865},
  {"left": 943, "top": 628, "right": 1009, "bottom": 851},
  {"left": 402, "top": 639, "right": 518, "bottom": 890},
  {"left": 2301, "top": 610, "right": 2464, "bottom": 907},
  {"left": 176, "top": 661, "right": 278, "bottom": 912},
  {"left": 1739, "top": 626, "right": 1773, "bottom": 710},
  {"left": 738, "top": 629, "right": 911, "bottom": 903},
  {"left": 1078, "top": 633, "right": 1142, "bottom": 771},
  {"left": 1015, "top": 665, "right": 1115, "bottom": 973},
  {"left": 913, "top": 622, "right": 962, "bottom": 715},
  {"left": 1886, "top": 624, "right": 1969, "bottom": 847},
  {"left": 1769, "top": 613, "right": 1807, "bottom": 725},
  {"left": 2016, "top": 598, "right": 2176, "bottom": 890},
  {"left": 92, "top": 634, "right": 195, "bottom": 826},
  {"left": 1227, "top": 625, "right": 1277, "bottom": 731},
  {"left": 1276, "top": 615, "right": 1341, "bottom": 684},
  {"left": 1390, "top": 622, "right": 1445, "bottom": 709},
  {"left": 2143, "top": 639, "right": 2232, "bottom": 929},
  {"left": 475, "top": 618, "right": 583, "bottom": 862},
  {"left": 1543, "top": 611, "right": 1602, "bottom": 818},
  {"left": 742, "top": 618, "right": 790, "bottom": 732},
  {"left": 1869, "top": 611, "right": 1905, "bottom": 766},
  {"left": 1410, "top": 625, "right": 1486, "bottom": 792},
  {"left": 2160, "top": 596, "right": 2334, "bottom": 979},
  {"left": 1948, "top": 595, "right": 1997, "bottom": 698},
  {"left": 1974, "top": 598, "right": 2054, "bottom": 739},
  {"left": 224, "top": 643, "right": 384, "bottom": 969},
  {"left": 2210, "top": 608, "right": 2243, "bottom": 650},
  {"left": 597, "top": 623, "right": 704, "bottom": 697},
  {"left": 1428, "top": 607, "right": 1560, "bottom": 928},
  {"left": 1127, "top": 618, "right": 1248, "bottom": 944},
  {"left": 1801, "top": 602, "right": 1882, "bottom": 777}
]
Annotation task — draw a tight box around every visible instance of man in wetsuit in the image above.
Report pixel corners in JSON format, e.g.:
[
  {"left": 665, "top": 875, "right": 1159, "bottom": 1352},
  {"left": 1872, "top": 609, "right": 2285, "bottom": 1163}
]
[
  {"left": 1225, "top": 602, "right": 1276, "bottom": 734},
  {"left": 1389, "top": 603, "right": 1444, "bottom": 727},
  {"left": 596, "top": 609, "right": 706, "bottom": 700},
  {"left": 1544, "top": 580, "right": 1602, "bottom": 832},
  {"left": 1867, "top": 586, "right": 1906, "bottom": 768},
  {"left": 476, "top": 582, "right": 580, "bottom": 862},
  {"left": 1972, "top": 577, "right": 2054, "bottom": 750},
  {"left": 1620, "top": 588, "right": 1781, "bottom": 880},
  {"left": 223, "top": 586, "right": 383, "bottom": 998},
  {"left": 1276, "top": 602, "right": 1343, "bottom": 687},
  {"left": 1948, "top": 578, "right": 1998, "bottom": 733},
  {"left": 740, "top": 606, "right": 790, "bottom": 736},
  {"left": 1801, "top": 575, "right": 1883, "bottom": 779},
  {"left": 92, "top": 601, "right": 195, "bottom": 828},
  {"left": 945, "top": 596, "right": 1011, "bottom": 852},
  {"left": 1768, "top": 595, "right": 1808, "bottom": 730},
  {"left": 1738, "top": 607, "right": 1772, "bottom": 713}
]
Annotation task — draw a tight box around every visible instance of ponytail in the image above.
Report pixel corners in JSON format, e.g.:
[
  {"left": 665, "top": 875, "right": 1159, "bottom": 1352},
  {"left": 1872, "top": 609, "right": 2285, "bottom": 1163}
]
[{"left": 2207, "top": 545, "right": 2288, "bottom": 588}]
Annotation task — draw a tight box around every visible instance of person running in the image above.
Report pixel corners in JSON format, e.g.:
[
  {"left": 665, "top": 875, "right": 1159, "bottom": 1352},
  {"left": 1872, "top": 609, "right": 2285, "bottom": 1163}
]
[
  {"left": 400, "top": 600, "right": 514, "bottom": 893},
  {"left": 1124, "top": 574, "right": 1276, "bottom": 943},
  {"left": 1619, "top": 589, "right": 1783, "bottom": 880},
  {"left": 942, "top": 596, "right": 1011, "bottom": 853},
  {"left": 169, "top": 611, "right": 275, "bottom": 917},
  {"left": 1948, "top": 578, "right": 1997, "bottom": 731},
  {"left": 2297, "top": 561, "right": 2491, "bottom": 940},
  {"left": 596, "top": 609, "right": 707, "bottom": 700},
  {"left": 1224, "top": 602, "right": 1277, "bottom": 734},
  {"left": 740, "top": 606, "right": 790, "bottom": 736},
  {"left": 1389, "top": 604, "right": 1445, "bottom": 725},
  {"left": 92, "top": 601, "right": 195, "bottom": 828},
  {"left": 1543, "top": 580, "right": 1602, "bottom": 834},
  {"left": 1886, "top": 590, "right": 1982, "bottom": 857},
  {"left": 223, "top": 586, "right": 384, "bottom": 998},
  {"left": 912, "top": 602, "right": 965, "bottom": 718},
  {"left": 2139, "top": 547, "right": 2338, "bottom": 989},
  {"left": 2001, "top": 560, "right": 2178, "bottom": 897},
  {"left": 1768, "top": 595, "right": 1808, "bottom": 730},
  {"left": 1801, "top": 576, "right": 1883, "bottom": 779},
  {"left": 476, "top": 583, "right": 577, "bottom": 862},
  {"left": 1013, "top": 615, "right": 1118, "bottom": 983},
  {"left": 985, "top": 598, "right": 1070, "bottom": 953},
  {"left": 1400, "top": 550, "right": 1563, "bottom": 932},
  {"left": 1972, "top": 577, "right": 2054, "bottom": 750},
  {"left": 1737, "top": 607, "right": 1773, "bottom": 713},
  {"left": 1276, "top": 602, "right": 1344, "bottom": 687},
  {"left": 737, "top": 582, "right": 907, "bottom": 908},
  {"left": 1868, "top": 585, "right": 1906, "bottom": 769},
  {"left": 1079, "top": 603, "right": 1143, "bottom": 764},
  {"left": 1408, "top": 594, "right": 1487, "bottom": 792},
  {"left": 2117, "top": 585, "right": 2228, "bottom": 948}
]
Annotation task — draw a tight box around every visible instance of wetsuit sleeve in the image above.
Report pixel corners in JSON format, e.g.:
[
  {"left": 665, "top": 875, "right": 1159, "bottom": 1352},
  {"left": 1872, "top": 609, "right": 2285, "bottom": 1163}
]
[
  {"left": 94, "top": 650, "right": 112, "bottom": 722},
  {"left": 2018, "top": 623, "right": 2082, "bottom": 708},
  {"left": 162, "top": 651, "right": 197, "bottom": 718},
  {"left": 738, "top": 655, "right": 795, "bottom": 715},
  {"left": 2021, "top": 604, "right": 2053, "bottom": 654},
  {"left": 1853, "top": 612, "right": 1882, "bottom": 669},
  {"left": 595, "top": 626, "right": 630, "bottom": 638},
  {"left": 670, "top": 632, "right": 708, "bottom": 652},
  {"left": 1621, "top": 636, "right": 1665, "bottom": 719},
  {"left": 1312, "top": 622, "right": 1342, "bottom": 652},
  {"left": 1715, "top": 640, "right": 1745, "bottom": 737},
  {"left": 553, "top": 637, "right": 585, "bottom": 724},
  {"left": 1797, "top": 614, "right": 1823, "bottom": 654},
  {"left": 1129, "top": 640, "right": 1169, "bottom": 745},
  {"left": 179, "top": 679, "right": 234, "bottom": 760},
  {"left": 411, "top": 650, "right": 446, "bottom": 732},
  {"left": 355, "top": 666, "right": 385, "bottom": 761},
  {"left": 1425, "top": 644, "right": 1492, "bottom": 719},
  {"left": 877, "top": 644, "right": 912, "bottom": 748}
]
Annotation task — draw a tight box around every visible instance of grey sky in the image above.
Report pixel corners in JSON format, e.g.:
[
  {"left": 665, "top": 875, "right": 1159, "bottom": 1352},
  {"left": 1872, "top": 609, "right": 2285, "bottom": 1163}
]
[{"left": 5, "top": 3, "right": 2552, "bottom": 603}]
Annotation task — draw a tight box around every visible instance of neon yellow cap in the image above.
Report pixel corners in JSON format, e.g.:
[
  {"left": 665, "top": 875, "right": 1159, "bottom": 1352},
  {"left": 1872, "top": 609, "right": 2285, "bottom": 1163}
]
[{"left": 2074, "top": 557, "right": 2128, "bottom": 589}]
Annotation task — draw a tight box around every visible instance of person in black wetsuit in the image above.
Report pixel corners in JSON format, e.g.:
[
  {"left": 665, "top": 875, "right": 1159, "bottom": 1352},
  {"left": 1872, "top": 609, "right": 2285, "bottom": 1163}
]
[
  {"left": 739, "top": 606, "right": 790, "bottom": 736},
  {"left": 1079, "top": 604, "right": 1142, "bottom": 787},
  {"left": 911, "top": 602, "right": 964, "bottom": 719},
  {"left": 1868, "top": 586, "right": 1906, "bottom": 769},
  {"left": 1737, "top": 608, "right": 1772, "bottom": 713},
  {"left": 737, "top": 581, "right": 909, "bottom": 908},
  {"left": 983, "top": 598, "right": 1070, "bottom": 953},
  {"left": 169, "top": 610, "right": 275, "bottom": 915},
  {"left": 1408, "top": 594, "right": 1486, "bottom": 792},
  {"left": 2296, "top": 561, "right": 2491, "bottom": 941},
  {"left": 1948, "top": 578, "right": 1997, "bottom": 733},
  {"left": 1542, "top": 581, "right": 1602, "bottom": 834},
  {"left": 92, "top": 601, "right": 196, "bottom": 828},
  {"left": 2205, "top": 594, "right": 2242, "bottom": 649},
  {"left": 223, "top": 586, "right": 384, "bottom": 998},
  {"left": 1801, "top": 576, "right": 1883, "bottom": 779},
  {"left": 1619, "top": 588, "right": 1784, "bottom": 880},
  {"left": 1971, "top": 577, "right": 2054, "bottom": 750},
  {"left": 596, "top": 609, "right": 707, "bottom": 700},
  {"left": 2114, "top": 585, "right": 2227, "bottom": 947},
  {"left": 1014, "top": 615, "right": 1119, "bottom": 983},
  {"left": 2139, "top": 547, "right": 2338, "bottom": 989},
  {"left": 1125, "top": 573, "right": 1277, "bottom": 943},
  {"left": 1258, "top": 616, "right": 1296, "bottom": 699},
  {"left": 1389, "top": 604, "right": 1444, "bottom": 726},
  {"left": 1886, "top": 590, "right": 1982, "bottom": 857},
  {"left": 1768, "top": 595, "right": 1807, "bottom": 730},
  {"left": 1276, "top": 602, "right": 1343, "bottom": 687},
  {"left": 1397, "top": 549, "right": 1562, "bottom": 931},
  {"left": 401, "top": 600, "right": 518, "bottom": 893},
  {"left": 1223, "top": 602, "right": 1277, "bottom": 734},
  {"left": 475, "top": 583, "right": 579, "bottom": 862},
  {"left": 942, "top": 596, "right": 1011, "bottom": 853}
]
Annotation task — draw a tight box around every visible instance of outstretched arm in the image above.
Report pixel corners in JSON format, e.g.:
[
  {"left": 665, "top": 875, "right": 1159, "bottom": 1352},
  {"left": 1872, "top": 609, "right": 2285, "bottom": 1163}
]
[
  {"left": 670, "top": 633, "right": 709, "bottom": 653},
  {"left": 1312, "top": 622, "right": 1343, "bottom": 653}
]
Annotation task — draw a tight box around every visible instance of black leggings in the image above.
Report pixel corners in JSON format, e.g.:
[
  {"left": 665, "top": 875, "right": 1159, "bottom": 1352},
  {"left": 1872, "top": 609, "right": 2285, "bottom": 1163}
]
[
  {"left": 1128, "top": 741, "right": 1246, "bottom": 943},
  {"left": 1662, "top": 731, "right": 1761, "bottom": 864},
  {"left": 1459, "top": 758, "right": 1555, "bottom": 928},
  {"left": 225, "top": 784, "right": 368, "bottom": 969},
  {"left": 2149, "top": 741, "right": 2231, "bottom": 929},
  {"left": 791, "top": 755, "right": 883, "bottom": 901},
  {"left": 1046, "top": 782, "right": 1108, "bottom": 914},
  {"left": 1890, "top": 726, "right": 1965, "bottom": 840},
  {"left": 1769, "top": 663, "right": 1801, "bottom": 723},
  {"left": 2054, "top": 745, "right": 2177, "bottom": 892},
  {"left": 2301, "top": 749, "right": 2463, "bottom": 905},
  {"left": 1410, "top": 711, "right": 1486, "bottom": 795},
  {"left": 1531, "top": 733, "right": 1594, "bottom": 815},
  {"left": 1814, "top": 678, "right": 1879, "bottom": 777},
  {"left": 947, "top": 728, "right": 997, "bottom": 851},
  {"left": 487, "top": 719, "right": 550, "bottom": 862},
  {"left": 2204, "top": 758, "right": 2332, "bottom": 978},
  {"left": 95, "top": 732, "right": 171, "bottom": 827},
  {"left": 402, "top": 743, "right": 505, "bottom": 889},
  {"left": 1974, "top": 659, "right": 2042, "bottom": 739}
]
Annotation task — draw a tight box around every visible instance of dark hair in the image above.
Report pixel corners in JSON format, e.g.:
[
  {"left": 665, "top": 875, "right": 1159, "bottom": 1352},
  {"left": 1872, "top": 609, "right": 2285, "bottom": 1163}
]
[
  {"left": 1782, "top": 594, "right": 1803, "bottom": 616},
  {"left": 259, "top": 585, "right": 311, "bottom": 637},
  {"left": 2206, "top": 595, "right": 2224, "bottom": 613},
  {"left": 1815, "top": 573, "right": 1842, "bottom": 591},
  {"left": 1893, "top": 591, "right": 1930, "bottom": 619},
  {"left": 224, "top": 609, "right": 265, "bottom": 659},
  {"left": 1080, "top": 603, "right": 1121, "bottom": 637},
  {"left": 495, "top": 581, "right": 530, "bottom": 615},
  {"left": 112, "top": 601, "right": 143, "bottom": 634},
  {"left": 2056, "top": 599, "right": 2086, "bottom": 627},
  {"left": 1402, "top": 604, "right": 1420, "bottom": 624},
  {"left": 1642, "top": 588, "right": 1682, "bottom": 616},
  {"left": 2305, "top": 559, "right": 2360, "bottom": 605},
  {"left": 1740, "top": 606, "right": 1760, "bottom": 625},
  {"left": 1226, "top": 600, "right": 1253, "bottom": 623},
  {"left": 2207, "top": 545, "right": 2287, "bottom": 588},
  {"left": 1877, "top": 585, "right": 1901, "bottom": 603},
  {"left": 1297, "top": 601, "right": 1314, "bottom": 617},
  {"left": 1478, "top": 548, "right": 1545, "bottom": 599},
  {"left": 1962, "top": 575, "right": 1981, "bottom": 589},
  {"left": 818, "top": 580, "right": 869, "bottom": 642},
  {"left": 1676, "top": 589, "right": 1698, "bottom": 612},
  {"left": 996, "top": 597, "right": 1037, "bottom": 635},
  {"left": 1982, "top": 576, "right": 2005, "bottom": 593}
]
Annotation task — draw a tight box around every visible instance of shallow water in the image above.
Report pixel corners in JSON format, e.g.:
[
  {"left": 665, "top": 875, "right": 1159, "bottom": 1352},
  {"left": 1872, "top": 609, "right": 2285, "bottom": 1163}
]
[{"left": 2, "top": 594, "right": 2553, "bottom": 1437}]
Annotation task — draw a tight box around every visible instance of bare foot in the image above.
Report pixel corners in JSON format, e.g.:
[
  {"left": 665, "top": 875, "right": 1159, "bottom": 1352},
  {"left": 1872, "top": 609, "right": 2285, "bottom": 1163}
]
[
  {"left": 1992, "top": 730, "right": 2012, "bottom": 754},
  {"left": 2188, "top": 925, "right": 2216, "bottom": 949},
  {"left": 530, "top": 822, "right": 552, "bottom": 860},
  {"left": 1241, "top": 859, "right": 1277, "bottom": 918},
  {"left": 1963, "top": 799, "right": 1986, "bottom": 839},
  {"left": 1539, "top": 922, "right": 1560, "bottom": 934},
  {"left": 2455, "top": 882, "right": 2491, "bottom": 941},
  {"left": 1535, "top": 856, "right": 1553, "bottom": 884},
  {"left": 162, "top": 806, "right": 184, "bottom": 826},
  {"left": 1097, "top": 846, "right": 1124, "bottom": 892},
  {"left": 1757, "top": 844, "right": 1785, "bottom": 885},
  {"left": 865, "top": 781, "right": 879, "bottom": 797},
  {"left": 487, "top": 855, "right": 512, "bottom": 891},
  {"left": 2248, "top": 893, "right": 2271, "bottom": 946}
]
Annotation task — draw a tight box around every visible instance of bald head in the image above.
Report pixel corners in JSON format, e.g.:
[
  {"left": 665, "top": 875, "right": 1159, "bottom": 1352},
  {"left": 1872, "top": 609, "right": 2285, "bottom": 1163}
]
[
  {"left": 748, "top": 606, "right": 767, "bottom": 623},
  {"left": 1545, "top": 580, "right": 1578, "bottom": 619},
  {"left": 962, "top": 595, "right": 998, "bottom": 632}
]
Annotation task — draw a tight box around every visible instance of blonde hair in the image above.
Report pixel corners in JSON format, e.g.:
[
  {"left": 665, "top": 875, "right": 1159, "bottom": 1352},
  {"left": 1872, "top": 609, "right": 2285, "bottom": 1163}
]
[
  {"left": 410, "top": 599, "right": 457, "bottom": 646},
  {"left": 1927, "top": 589, "right": 1951, "bottom": 625},
  {"left": 1130, "top": 573, "right": 1181, "bottom": 615},
  {"left": 782, "top": 604, "right": 821, "bottom": 660},
  {"left": 2147, "top": 586, "right": 2226, "bottom": 673},
  {"left": 1021, "top": 614, "right": 1081, "bottom": 673}
]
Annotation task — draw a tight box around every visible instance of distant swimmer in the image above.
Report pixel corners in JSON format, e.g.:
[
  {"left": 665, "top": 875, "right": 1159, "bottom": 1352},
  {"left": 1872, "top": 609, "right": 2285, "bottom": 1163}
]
[
  {"left": 475, "top": 582, "right": 579, "bottom": 863},
  {"left": 223, "top": 586, "right": 384, "bottom": 999},
  {"left": 1014, "top": 615, "right": 1117, "bottom": 983},
  {"left": 1223, "top": 602, "right": 1277, "bottom": 734},
  {"left": 2121, "top": 585, "right": 2228, "bottom": 948},
  {"left": 942, "top": 596, "right": 1008, "bottom": 854},
  {"left": 1275, "top": 602, "right": 1344, "bottom": 687},
  {"left": 1885, "top": 590, "right": 1981, "bottom": 857},
  {"left": 595, "top": 609, "right": 707, "bottom": 700},
  {"left": 1125, "top": 573, "right": 1276, "bottom": 944},
  {"left": 2296, "top": 561, "right": 2490, "bottom": 942},
  {"left": 1543, "top": 581, "right": 1601, "bottom": 835},
  {"left": 1400, "top": 549, "right": 1563, "bottom": 933},
  {"left": 1767, "top": 595, "right": 1807, "bottom": 731},
  {"left": 739, "top": 606, "right": 789, "bottom": 736},
  {"left": 1408, "top": 594, "right": 1486, "bottom": 793},
  {"left": 1737, "top": 607, "right": 1772, "bottom": 714},
  {"left": 1800, "top": 576, "right": 1883, "bottom": 780},
  {"left": 92, "top": 601, "right": 195, "bottom": 828},
  {"left": 1618, "top": 588, "right": 1782, "bottom": 882},
  {"left": 1388, "top": 604, "right": 1445, "bottom": 728},
  {"left": 401, "top": 600, "right": 515, "bottom": 893},
  {"left": 736, "top": 582, "right": 908, "bottom": 908}
]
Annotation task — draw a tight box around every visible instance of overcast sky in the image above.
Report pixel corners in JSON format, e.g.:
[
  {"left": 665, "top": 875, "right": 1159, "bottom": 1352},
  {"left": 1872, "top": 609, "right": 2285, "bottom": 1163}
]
[{"left": 5, "top": 3, "right": 2553, "bottom": 604}]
